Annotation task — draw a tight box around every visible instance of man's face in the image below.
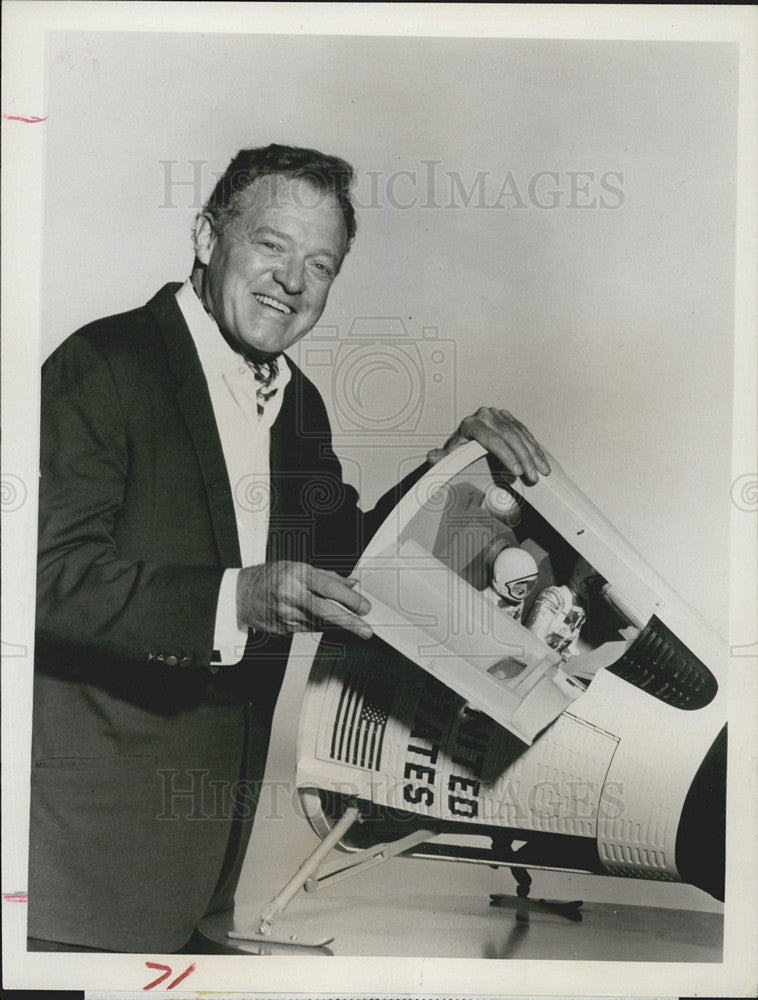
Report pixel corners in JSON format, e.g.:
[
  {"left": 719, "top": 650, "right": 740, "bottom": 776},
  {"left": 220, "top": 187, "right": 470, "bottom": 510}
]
[{"left": 194, "top": 174, "right": 347, "bottom": 360}]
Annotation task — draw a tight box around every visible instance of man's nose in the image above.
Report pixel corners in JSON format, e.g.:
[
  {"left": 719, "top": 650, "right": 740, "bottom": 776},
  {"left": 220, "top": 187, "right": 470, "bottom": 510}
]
[{"left": 273, "top": 257, "right": 306, "bottom": 296}]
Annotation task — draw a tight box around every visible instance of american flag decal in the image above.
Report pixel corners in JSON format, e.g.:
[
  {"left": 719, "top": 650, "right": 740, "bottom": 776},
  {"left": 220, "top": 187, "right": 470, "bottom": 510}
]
[{"left": 329, "top": 673, "right": 392, "bottom": 771}]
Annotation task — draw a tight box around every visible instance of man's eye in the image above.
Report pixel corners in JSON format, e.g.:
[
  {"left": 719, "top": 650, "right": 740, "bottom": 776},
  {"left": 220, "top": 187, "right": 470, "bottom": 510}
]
[
  {"left": 257, "top": 240, "right": 281, "bottom": 252},
  {"left": 311, "top": 261, "right": 334, "bottom": 278}
]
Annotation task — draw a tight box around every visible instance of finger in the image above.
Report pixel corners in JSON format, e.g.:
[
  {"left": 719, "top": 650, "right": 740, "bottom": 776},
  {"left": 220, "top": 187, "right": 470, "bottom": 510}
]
[
  {"left": 310, "top": 595, "right": 374, "bottom": 640},
  {"left": 487, "top": 411, "right": 542, "bottom": 483},
  {"left": 271, "top": 603, "right": 312, "bottom": 634},
  {"left": 463, "top": 413, "right": 536, "bottom": 481},
  {"left": 426, "top": 428, "right": 466, "bottom": 465},
  {"left": 530, "top": 439, "right": 551, "bottom": 475},
  {"left": 498, "top": 410, "right": 550, "bottom": 474},
  {"left": 305, "top": 566, "right": 357, "bottom": 587},
  {"left": 309, "top": 568, "right": 371, "bottom": 616},
  {"left": 498, "top": 411, "right": 549, "bottom": 468}
]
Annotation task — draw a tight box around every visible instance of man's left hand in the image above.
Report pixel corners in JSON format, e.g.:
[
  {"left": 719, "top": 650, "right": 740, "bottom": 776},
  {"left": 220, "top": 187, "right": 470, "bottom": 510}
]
[{"left": 427, "top": 407, "right": 550, "bottom": 485}]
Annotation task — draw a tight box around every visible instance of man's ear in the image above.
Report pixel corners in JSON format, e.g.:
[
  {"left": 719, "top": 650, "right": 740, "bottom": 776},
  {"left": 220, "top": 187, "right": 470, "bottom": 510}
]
[{"left": 193, "top": 214, "right": 216, "bottom": 266}]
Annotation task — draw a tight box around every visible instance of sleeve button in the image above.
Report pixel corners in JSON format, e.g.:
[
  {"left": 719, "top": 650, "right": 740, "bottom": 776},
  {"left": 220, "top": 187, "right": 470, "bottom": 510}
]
[{"left": 165, "top": 654, "right": 179, "bottom": 667}]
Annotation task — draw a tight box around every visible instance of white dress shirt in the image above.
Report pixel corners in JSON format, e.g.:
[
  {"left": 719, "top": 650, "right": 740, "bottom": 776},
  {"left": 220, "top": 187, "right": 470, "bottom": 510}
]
[{"left": 175, "top": 279, "right": 291, "bottom": 664}]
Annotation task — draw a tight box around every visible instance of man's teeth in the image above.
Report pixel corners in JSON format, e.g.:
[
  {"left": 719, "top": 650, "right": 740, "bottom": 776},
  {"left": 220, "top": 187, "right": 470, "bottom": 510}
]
[{"left": 254, "top": 294, "right": 292, "bottom": 314}]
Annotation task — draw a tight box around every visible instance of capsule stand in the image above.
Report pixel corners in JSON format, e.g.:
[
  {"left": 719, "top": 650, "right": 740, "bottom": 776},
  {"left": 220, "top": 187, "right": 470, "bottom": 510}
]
[{"left": 248, "top": 801, "right": 584, "bottom": 945}]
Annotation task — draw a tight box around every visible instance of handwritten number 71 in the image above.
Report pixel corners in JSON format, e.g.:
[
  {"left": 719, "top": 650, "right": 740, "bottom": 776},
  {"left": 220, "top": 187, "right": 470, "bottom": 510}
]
[{"left": 143, "top": 961, "right": 196, "bottom": 990}]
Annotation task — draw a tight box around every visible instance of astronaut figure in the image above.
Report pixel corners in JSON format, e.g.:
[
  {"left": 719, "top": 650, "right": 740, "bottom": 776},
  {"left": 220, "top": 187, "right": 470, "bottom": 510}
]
[{"left": 490, "top": 546, "right": 539, "bottom": 622}]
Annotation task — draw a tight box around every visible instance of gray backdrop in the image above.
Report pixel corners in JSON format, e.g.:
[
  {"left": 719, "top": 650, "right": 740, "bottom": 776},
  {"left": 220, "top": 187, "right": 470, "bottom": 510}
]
[{"left": 40, "top": 32, "right": 736, "bottom": 917}]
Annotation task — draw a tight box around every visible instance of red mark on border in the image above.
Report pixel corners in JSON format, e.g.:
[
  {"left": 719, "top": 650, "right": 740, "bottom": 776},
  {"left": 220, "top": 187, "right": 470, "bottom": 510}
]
[
  {"left": 143, "top": 963, "right": 171, "bottom": 991},
  {"left": 143, "top": 962, "right": 196, "bottom": 991},
  {"left": 166, "top": 963, "right": 196, "bottom": 988},
  {"left": 2, "top": 893, "right": 28, "bottom": 903},
  {"left": 2, "top": 114, "right": 48, "bottom": 123}
]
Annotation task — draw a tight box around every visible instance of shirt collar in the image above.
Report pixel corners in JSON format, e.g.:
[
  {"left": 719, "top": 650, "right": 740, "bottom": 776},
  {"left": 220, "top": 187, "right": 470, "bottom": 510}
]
[
  {"left": 175, "top": 277, "right": 291, "bottom": 392},
  {"left": 176, "top": 278, "right": 247, "bottom": 378}
]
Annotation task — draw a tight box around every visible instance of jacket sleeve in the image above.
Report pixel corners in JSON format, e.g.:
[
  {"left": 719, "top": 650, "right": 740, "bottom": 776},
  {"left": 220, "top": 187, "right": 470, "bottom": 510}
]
[
  {"left": 362, "top": 462, "right": 433, "bottom": 547},
  {"left": 35, "top": 334, "right": 223, "bottom": 667},
  {"left": 287, "top": 371, "right": 431, "bottom": 574}
]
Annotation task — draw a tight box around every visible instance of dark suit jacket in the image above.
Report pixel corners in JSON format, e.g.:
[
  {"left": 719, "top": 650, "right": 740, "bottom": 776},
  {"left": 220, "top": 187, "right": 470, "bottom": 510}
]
[{"left": 29, "top": 283, "right": 425, "bottom": 951}]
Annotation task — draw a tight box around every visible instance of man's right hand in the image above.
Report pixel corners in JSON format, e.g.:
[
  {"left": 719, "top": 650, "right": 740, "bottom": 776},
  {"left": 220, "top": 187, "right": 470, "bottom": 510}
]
[{"left": 236, "top": 561, "right": 373, "bottom": 639}]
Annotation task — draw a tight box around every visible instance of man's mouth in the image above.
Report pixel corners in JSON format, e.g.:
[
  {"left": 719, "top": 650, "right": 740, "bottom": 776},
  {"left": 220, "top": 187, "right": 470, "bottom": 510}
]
[{"left": 254, "top": 293, "right": 293, "bottom": 315}]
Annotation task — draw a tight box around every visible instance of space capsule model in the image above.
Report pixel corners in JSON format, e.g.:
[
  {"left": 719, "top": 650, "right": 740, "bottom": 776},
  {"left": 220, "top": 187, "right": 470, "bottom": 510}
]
[{"left": 283, "top": 441, "right": 725, "bottom": 930}]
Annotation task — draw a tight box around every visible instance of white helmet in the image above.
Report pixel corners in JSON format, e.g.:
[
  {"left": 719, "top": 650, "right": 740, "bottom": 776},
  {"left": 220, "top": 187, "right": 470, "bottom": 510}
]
[{"left": 492, "top": 546, "right": 539, "bottom": 604}]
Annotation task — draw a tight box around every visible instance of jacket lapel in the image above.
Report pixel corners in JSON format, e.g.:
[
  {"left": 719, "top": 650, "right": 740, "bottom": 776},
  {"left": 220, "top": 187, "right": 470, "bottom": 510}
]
[
  {"left": 267, "top": 371, "right": 300, "bottom": 564},
  {"left": 146, "top": 284, "right": 241, "bottom": 567}
]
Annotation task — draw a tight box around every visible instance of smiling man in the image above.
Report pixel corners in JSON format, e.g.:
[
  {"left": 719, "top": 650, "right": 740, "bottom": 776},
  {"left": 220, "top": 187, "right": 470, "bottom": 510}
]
[
  {"left": 194, "top": 172, "right": 347, "bottom": 360},
  {"left": 28, "top": 144, "right": 549, "bottom": 954}
]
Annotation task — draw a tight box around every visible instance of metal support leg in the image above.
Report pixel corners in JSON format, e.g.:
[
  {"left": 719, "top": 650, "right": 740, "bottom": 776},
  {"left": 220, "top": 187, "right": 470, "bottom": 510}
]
[
  {"left": 257, "top": 803, "right": 362, "bottom": 935},
  {"left": 490, "top": 866, "right": 583, "bottom": 922},
  {"left": 303, "top": 827, "right": 437, "bottom": 892}
]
